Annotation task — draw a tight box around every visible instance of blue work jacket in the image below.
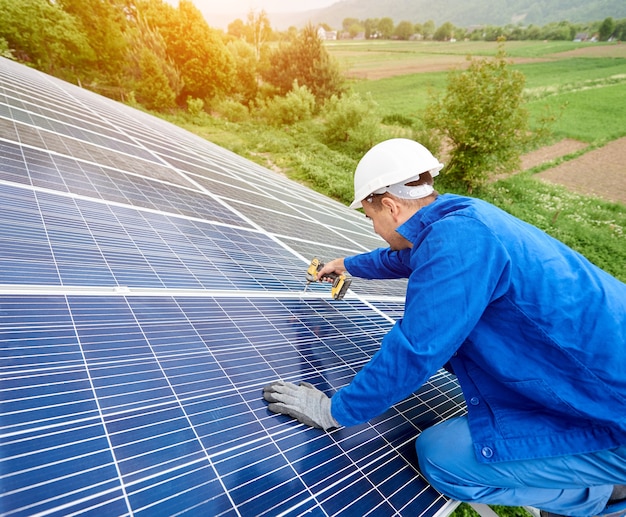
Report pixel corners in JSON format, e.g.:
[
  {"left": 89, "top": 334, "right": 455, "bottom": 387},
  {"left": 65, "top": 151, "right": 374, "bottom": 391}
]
[{"left": 331, "top": 194, "right": 626, "bottom": 463}]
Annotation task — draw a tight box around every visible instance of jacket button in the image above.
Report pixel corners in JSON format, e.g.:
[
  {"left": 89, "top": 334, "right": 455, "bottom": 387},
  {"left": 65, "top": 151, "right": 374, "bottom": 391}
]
[
  {"left": 470, "top": 397, "right": 480, "bottom": 405},
  {"left": 481, "top": 447, "right": 494, "bottom": 458}
]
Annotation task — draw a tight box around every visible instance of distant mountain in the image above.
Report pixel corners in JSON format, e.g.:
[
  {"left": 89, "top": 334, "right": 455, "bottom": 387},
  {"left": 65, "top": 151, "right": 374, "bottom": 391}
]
[{"left": 268, "top": 0, "right": 626, "bottom": 30}]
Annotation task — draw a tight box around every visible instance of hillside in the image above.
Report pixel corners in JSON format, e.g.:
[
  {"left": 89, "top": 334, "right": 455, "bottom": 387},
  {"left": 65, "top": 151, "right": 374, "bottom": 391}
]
[{"left": 269, "top": 0, "right": 626, "bottom": 30}]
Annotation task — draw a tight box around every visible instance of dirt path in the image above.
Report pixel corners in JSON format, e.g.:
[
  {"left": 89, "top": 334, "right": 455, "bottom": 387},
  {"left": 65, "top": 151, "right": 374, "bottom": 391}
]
[
  {"left": 344, "top": 56, "right": 552, "bottom": 79},
  {"left": 520, "top": 139, "right": 588, "bottom": 170},
  {"left": 522, "top": 138, "right": 626, "bottom": 206},
  {"left": 341, "top": 42, "right": 626, "bottom": 79}
]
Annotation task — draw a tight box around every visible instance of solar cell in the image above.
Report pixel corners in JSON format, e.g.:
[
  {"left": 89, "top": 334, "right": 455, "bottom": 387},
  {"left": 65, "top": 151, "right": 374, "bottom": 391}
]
[{"left": 0, "top": 56, "right": 464, "bottom": 516}]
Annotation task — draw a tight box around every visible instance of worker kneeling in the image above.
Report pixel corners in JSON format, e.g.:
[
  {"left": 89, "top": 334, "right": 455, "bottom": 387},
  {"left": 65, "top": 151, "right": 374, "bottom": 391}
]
[{"left": 263, "top": 139, "right": 626, "bottom": 517}]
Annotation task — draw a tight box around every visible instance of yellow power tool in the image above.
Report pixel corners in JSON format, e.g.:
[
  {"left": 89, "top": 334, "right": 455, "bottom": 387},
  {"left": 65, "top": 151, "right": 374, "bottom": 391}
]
[{"left": 304, "top": 257, "right": 352, "bottom": 300}]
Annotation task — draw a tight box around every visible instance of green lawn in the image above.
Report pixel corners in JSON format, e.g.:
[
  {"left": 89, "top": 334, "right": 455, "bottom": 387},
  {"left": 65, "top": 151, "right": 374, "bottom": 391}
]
[
  {"left": 346, "top": 44, "right": 626, "bottom": 145},
  {"left": 527, "top": 81, "right": 626, "bottom": 143},
  {"left": 349, "top": 72, "right": 448, "bottom": 114},
  {"left": 327, "top": 39, "right": 600, "bottom": 59},
  {"left": 518, "top": 57, "right": 626, "bottom": 90}
]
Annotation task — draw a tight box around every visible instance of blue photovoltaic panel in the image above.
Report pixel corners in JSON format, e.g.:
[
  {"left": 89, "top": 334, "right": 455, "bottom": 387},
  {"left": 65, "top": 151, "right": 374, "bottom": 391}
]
[
  {"left": 0, "top": 57, "right": 465, "bottom": 516},
  {"left": 370, "top": 301, "right": 407, "bottom": 321},
  {"left": 0, "top": 295, "right": 461, "bottom": 516},
  {"left": 0, "top": 183, "right": 308, "bottom": 290},
  {"left": 0, "top": 138, "right": 246, "bottom": 225}
]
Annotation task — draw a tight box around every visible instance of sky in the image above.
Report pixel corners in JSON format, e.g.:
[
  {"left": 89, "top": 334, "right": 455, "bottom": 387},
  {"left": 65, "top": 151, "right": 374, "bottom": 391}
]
[{"left": 191, "top": 0, "right": 338, "bottom": 15}]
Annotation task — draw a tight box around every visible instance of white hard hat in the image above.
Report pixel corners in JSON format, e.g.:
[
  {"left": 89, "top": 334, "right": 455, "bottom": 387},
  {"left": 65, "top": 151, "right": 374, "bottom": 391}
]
[{"left": 349, "top": 138, "right": 444, "bottom": 209}]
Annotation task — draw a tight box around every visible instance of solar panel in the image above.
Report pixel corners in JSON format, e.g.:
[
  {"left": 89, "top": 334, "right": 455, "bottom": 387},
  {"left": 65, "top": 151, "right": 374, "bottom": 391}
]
[{"left": 0, "top": 57, "right": 465, "bottom": 516}]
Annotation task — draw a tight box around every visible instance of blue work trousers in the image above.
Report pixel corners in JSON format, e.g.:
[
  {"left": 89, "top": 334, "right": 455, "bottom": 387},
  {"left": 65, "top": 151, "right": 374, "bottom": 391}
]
[{"left": 415, "top": 417, "right": 626, "bottom": 516}]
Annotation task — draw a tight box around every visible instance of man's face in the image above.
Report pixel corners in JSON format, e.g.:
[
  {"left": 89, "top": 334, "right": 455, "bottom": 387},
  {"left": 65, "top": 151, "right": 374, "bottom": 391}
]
[{"left": 362, "top": 198, "right": 409, "bottom": 251}]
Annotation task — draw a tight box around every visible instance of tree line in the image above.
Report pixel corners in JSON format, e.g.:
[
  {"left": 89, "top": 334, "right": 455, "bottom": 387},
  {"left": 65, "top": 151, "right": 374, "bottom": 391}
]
[
  {"left": 0, "top": 0, "right": 345, "bottom": 112},
  {"left": 336, "top": 15, "right": 626, "bottom": 42},
  {"left": 1, "top": 0, "right": 623, "bottom": 115}
]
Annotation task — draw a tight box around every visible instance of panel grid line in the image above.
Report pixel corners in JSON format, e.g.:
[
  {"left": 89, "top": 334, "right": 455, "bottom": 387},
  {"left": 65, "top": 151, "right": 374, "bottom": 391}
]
[
  {"left": 66, "top": 295, "right": 134, "bottom": 516},
  {"left": 207, "top": 297, "right": 323, "bottom": 516}
]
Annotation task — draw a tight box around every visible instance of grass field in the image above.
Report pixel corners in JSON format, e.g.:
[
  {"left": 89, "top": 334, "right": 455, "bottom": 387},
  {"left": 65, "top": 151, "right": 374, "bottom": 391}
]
[
  {"left": 326, "top": 40, "right": 589, "bottom": 68},
  {"left": 527, "top": 81, "right": 626, "bottom": 142},
  {"left": 336, "top": 40, "right": 626, "bottom": 144},
  {"left": 327, "top": 39, "right": 626, "bottom": 70}
]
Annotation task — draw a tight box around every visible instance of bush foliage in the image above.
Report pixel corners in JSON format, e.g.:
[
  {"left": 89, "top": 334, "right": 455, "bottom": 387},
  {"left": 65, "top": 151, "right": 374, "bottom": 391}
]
[
  {"left": 321, "top": 92, "right": 382, "bottom": 153},
  {"left": 422, "top": 41, "right": 550, "bottom": 193},
  {"left": 258, "top": 82, "right": 316, "bottom": 126}
]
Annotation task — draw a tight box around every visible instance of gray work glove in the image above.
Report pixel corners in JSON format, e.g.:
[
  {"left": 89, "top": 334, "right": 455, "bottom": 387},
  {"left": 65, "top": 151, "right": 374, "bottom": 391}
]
[{"left": 263, "top": 381, "right": 340, "bottom": 430}]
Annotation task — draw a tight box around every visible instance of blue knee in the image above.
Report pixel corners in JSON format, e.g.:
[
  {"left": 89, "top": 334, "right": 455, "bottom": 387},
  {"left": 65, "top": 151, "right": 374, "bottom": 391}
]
[
  {"left": 415, "top": 418, "right": 486, "bottom": 502},
  {"left": 415, "top": 424, "right": 458, "bottom": 498}
]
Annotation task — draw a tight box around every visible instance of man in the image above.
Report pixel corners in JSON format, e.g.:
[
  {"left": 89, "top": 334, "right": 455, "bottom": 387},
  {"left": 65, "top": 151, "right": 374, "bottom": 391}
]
[{"left": 263, "top": 138, "right": 626, "bottom": 517}]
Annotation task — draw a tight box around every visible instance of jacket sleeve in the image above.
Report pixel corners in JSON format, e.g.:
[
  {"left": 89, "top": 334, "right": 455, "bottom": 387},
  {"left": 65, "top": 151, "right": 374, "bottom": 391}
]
[
  {"left": 331, "top": 217, "right": 512, "bottom": 426},
  {"left": 344, "top": 247, "right": 413, "bottom": 279}
]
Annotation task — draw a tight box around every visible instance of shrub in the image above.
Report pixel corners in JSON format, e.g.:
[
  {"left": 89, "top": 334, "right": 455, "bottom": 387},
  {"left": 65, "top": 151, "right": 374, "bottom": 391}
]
[
  {"left": 214, "top": 98, "right": 249, "bottom": 123},
  {"left": 422, "top": 40, "right": 549, "bottom": 193},
  {"left": 186, "top": 97, "right": 204, "bottom": 116},
  {"left": 382, "top": 113, "right": 415, "bottom": 128},
  {"left": 321, "top": 92, "right": 382, "bottom": 153},
  {"left": 257, "top": 82, "right": 316, "bottom": 126},
  {"left": 0, "top": 37, "right": 14, "bottom": 59}
]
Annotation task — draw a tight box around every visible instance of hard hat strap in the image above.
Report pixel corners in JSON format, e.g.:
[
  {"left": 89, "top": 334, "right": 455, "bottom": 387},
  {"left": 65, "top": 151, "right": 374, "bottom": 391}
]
[{"left": 372, "top": 182, "right": 434, "bottom": 200}]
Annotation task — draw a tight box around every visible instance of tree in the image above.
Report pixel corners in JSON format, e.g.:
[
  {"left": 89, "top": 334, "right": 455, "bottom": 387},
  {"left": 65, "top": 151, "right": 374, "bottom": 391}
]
[
  {"left": 0, "top": 0, "right": 95, "bottom": 79},
  {"left": 363, "top": 18, "right": 380, "bottom": 39},
  {"left": 226, "top": 10, "right": 271, "bottom": 98},
  {"left": 394, "top": 21, "right": 415, "bottom": 40},
  {"left": 525, "top": 25, "right": 542, "bottom": 40},
  {"left": 227, "top": 18, "right": 247, "bottom": 40},
  {"left": 226, "top": 39, "right": 258, "bottom": 105},
  {"left": 507, "top": 24, "right": 528, "bottom": 41},
  {"left": 133, "top": 48, "right": 177, "bottom": 110},
  {"left": 284, "top": 26, "right": 299, "bottom": 42},
  {"left": 0, "top": 37, "right": 13, "bottom": 59},
  {"left": 542, "top": 20, "right": 575, "bottom": 41},
  {"left": 245, "top": 9, "right": 272, "bottom": 60},
  {"left": 126, "top": 12, "right": 181, "bottom": 110},
  {"left": 378, "top": 17, "right": 394, "bottom": 39},
  {"left": 142, "top": 0, "right": 234, "bottom": 103},
  {"left": 347, "top": 21, "right": 365, "bottom": 39},
  {"left": 421, "top": 41, "right": 547, "bottom": 193},
  {"left": 422, "top": 20, "right": 436, "bottom": 40},
  {"left": 342, "top": 17, "right": 360, "bottom": 33},
  {"left": 614, "top": 19, "right": 626, "bottom": 40},
  {"left": 598, "top": 17, "right": 616, "bottom": 41},
  {"left": 261, "top": 24, "right": 345, "bottom": 105},
  {"left": 58, "top": 0, "right": 129, "bottom": 82},
  {"left": 434, "top": 22, "right": 456, "bottom": 41}
]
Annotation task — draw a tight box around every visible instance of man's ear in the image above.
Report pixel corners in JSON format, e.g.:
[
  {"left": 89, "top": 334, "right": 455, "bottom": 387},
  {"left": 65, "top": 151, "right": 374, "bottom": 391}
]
[{"left": 381, "top": 196, "right": 403, "bottom": 221}]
